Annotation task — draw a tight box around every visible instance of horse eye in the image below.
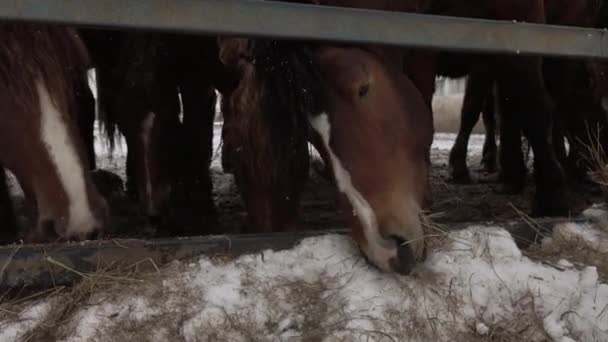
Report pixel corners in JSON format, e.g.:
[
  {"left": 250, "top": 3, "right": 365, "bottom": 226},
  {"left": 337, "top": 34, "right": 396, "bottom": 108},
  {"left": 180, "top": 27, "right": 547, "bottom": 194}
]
[{"left": 358, "top": 83, "right": 370, "bottom": 98}]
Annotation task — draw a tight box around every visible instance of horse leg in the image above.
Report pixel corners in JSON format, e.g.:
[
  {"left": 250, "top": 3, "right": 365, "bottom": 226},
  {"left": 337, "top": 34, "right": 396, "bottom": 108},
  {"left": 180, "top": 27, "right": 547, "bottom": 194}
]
[
  {"left": 0, "top": 168, "right": 17, "bottom": 243},
  {"left": 221, "top": 124, "right": 234, "bottom": 174},
  {"left": 220, "top": 94, "right": 235, "bottom": 174},
  {"left": 495, "top": 80, "right": 527, "bottom": 194},
  {"left": 75, "top": 70, "right": 97, "bottom": 170},
  {"left": 125, "top": 135, "right": 139, "bottom": 201},
  {"left": 480, "top": 84, "right": 498, "bottom": 173},
  {"left": 449, "top": 71, "right": 492, "bottom": 183},
  {"left": 176, "top": 80, "right": 217, "bottom": 230},
  {"left": 499, "top": 58, "right": 568, "bottom": 216},
  {"left": 553, "top": 111, "right": 568, "bottom": 170}
]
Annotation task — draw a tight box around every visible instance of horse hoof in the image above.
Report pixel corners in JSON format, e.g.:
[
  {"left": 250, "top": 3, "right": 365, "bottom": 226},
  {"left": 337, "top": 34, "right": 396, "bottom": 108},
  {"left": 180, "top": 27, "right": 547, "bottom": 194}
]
[
  {"left": 480, "top": 161, "right": 497, "bottom": 173},
  {"left": 531, "top": 197, "right": 570, "bottom": 218},
  {"left": 449, "top": 168, "right": 472, "bottom": 184},
  {"left": 91, "top": 169, "right": 125, "bottom": 199},
  {"left": 494, "top": 182, "right": 525, "bottom": 195}
]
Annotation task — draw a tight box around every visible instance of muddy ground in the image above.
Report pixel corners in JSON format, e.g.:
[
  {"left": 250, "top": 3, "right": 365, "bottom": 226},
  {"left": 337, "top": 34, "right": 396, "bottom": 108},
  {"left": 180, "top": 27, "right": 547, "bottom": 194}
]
[
  {"left": 3, "top": 95, "right": 605, "bottom": 243},
  {"left": 98, "top": 130, "right": 604, "bottom": 240},
  {"left": 24, "top": 131, "right": 608, "bottom": 241}
]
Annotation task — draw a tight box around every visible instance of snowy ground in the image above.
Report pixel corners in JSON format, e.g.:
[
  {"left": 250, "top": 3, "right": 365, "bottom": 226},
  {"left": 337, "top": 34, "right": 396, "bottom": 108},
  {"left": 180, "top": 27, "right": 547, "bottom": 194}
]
[
  {"left": 3, "top": 84, "right": 608, "bottom": 340},
  {"left": 1, "top": 207, "right": 608, "bottom": 341}
]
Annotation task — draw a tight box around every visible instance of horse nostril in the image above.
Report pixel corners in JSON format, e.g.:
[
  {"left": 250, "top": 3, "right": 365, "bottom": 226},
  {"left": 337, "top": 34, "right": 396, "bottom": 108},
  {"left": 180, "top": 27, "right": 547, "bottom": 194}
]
[{"left": 389, "top": 235, "right": 417, "bottom": 275}]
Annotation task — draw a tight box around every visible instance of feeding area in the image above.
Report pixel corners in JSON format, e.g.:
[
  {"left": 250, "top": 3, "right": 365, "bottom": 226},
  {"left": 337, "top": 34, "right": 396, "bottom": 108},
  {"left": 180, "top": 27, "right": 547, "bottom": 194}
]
[
  {"left": 2, "top": 130, "right": 608, "bottom": 341},
  {"left": 2, "top": 0, "right": 608, "bottom": 341},
  {"left": 1, "top": 204, "right": 608, "bottom": 341}
]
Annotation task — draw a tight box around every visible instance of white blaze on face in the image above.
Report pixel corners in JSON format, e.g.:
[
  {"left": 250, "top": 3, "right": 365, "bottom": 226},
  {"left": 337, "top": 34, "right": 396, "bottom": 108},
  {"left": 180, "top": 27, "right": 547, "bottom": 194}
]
[
  {"left": 140, "top": 112, "right": 156, "bottom": 215},
  {"left": 309, "top": 113, "right": 397, "bottom": 272},
  {"left": 38, "top": 81, "right": 99, "bottom": 235}
]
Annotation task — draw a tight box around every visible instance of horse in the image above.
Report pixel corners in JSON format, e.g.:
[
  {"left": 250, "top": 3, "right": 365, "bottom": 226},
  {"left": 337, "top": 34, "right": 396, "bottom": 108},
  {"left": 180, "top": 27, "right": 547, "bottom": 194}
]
[
  {"left": 292, "top": 0, "right": 567, "bottom": 217},
  {"left": 0, "top": 23, "right": 108, "bottom": 242},
  {"left": 0, "top": 169, "right": 17, "bottom": 243},
  {"left": 448, "top": 0, "right": 608, "bottom": 187},
  {"left": 416, "top": 0, "right": 569, "bottom": 216},
  {"left": 220, "top": 27, "right": 433, "bottom": 276},
  {"left": 81, "top": 30, "right": 225, "bottom": 232},
  {"left": 543, "top": 0, "right": 608, "bottom": 180}
]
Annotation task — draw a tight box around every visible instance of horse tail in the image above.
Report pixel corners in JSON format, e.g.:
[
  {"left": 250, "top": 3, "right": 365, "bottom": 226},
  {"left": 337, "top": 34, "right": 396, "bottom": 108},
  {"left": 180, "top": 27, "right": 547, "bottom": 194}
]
[{"left": 80, "top": 29, "right": 127, "bottom": 151}]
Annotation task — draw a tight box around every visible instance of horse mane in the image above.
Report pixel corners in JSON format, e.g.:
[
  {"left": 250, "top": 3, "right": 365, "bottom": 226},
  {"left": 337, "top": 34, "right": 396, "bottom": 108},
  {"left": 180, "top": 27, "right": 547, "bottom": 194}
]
[
  {"left": 251, "top": 40, "right": 324, "bottom": 146},
  {"left": 0, "top": 23, "right": 89, "bottom": 120},
  {"left": 225, "top": 39, "right": 325, "bottom": 207}
]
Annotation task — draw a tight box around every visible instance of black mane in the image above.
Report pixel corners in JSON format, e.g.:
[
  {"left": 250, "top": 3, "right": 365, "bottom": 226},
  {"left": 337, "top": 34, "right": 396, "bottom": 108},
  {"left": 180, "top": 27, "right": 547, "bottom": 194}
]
[{"left": 251, "top": 40, "right": 324, "bottom": 145}]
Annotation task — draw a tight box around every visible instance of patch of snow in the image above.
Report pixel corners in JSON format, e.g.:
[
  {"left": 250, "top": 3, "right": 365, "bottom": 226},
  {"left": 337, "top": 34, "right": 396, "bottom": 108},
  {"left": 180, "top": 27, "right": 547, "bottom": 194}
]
[
  {"left": 584, "top": 204, "right": 608, "bottom": 231},
  {"left": 0, "top": 301, "right": 51, "bottom": 342},
  {"left": 475, "top": 322, "right": 489, "bottom": 335},
  {"left": 64, "top": 296, "right": 157, "bottom": 342},
  {"left": 432, "top": 132, "right": 485, "bottom": 155},
  {"left": 3, "top": 217, "right": 600, "bottom": 341},
  {"left": 551, "top": 222, "right": 608, "bottom": 253}
]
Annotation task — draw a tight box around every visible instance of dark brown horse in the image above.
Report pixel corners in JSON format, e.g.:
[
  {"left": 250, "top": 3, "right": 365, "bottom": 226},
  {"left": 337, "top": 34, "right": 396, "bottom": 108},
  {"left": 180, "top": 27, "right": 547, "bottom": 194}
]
[
  {"left": 0, "top": 24, "right": 108, "bottom": 242},
  {"left": 82, "top": 30, "right": 226, "bottom": 232},
  {"left": 418, "top": 0, "right": 568, "bottom": 216},
  {"left": 448, "top": 0, "right": 608, "bottom": 186},
  {"left": 220, "top": 29, "right": 433, "bottom": 275},
  {"left": 544, "top": 0, "right": 608, "bottom": 180}
]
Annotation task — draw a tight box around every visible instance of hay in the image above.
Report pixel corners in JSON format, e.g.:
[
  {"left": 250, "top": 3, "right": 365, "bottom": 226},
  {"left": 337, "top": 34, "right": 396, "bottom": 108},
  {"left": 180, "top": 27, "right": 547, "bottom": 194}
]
[{"left": 0, "top": 256, "right": 160, "bottom": 341}]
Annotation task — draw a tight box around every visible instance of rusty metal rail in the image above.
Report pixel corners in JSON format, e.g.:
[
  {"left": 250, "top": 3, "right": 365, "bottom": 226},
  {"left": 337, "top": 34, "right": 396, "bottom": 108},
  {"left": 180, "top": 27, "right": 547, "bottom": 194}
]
[
  {"left": 0, "top": 0, "right": 607, "bottom": 59},
  {"left": 0, "top": 217, "right": 590, "bottom": 290}
]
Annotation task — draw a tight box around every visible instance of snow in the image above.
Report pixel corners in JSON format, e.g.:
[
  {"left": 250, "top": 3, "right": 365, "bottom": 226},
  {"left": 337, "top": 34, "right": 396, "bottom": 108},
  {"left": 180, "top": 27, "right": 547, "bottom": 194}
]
[
  {"left": 3, "top": 215, "right": 607, "bottom": 341},
  {"left": 0, "top": 300, "right": 51, "bottom": 341},
  {"left": 432, "top": 132, "right": 485, "bottom": 154},
  {"left": 2, "top": 81, "right": 607, "bottom": 339},
  {"left": 63, "top": 296, "right": 157, "bottom": 342},
  {"left": 475, "top": 322, "right": 489, "bottom": 335}
]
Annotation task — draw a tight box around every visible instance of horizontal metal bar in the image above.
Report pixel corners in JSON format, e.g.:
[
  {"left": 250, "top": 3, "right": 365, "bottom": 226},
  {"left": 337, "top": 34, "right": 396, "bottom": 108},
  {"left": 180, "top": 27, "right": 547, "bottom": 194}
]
[
  {"left": 0, "top": 0, "right": 607, "bottom": 59},
  {"left": 0, "top": 229, "right": 349, "bottom": 290},
  {"left": 0, "top": 217, "right": 588, "bottom": 290}
]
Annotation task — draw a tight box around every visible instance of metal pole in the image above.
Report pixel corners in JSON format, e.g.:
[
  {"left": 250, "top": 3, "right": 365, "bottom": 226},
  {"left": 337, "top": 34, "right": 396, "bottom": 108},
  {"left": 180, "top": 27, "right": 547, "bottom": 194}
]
[{"left": 0, "top": 0, "right": 607, "bottom": 59}]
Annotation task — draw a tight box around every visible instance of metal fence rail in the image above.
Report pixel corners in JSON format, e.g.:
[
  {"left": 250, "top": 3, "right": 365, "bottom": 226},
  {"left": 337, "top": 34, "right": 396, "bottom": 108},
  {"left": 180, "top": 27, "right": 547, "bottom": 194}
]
[
  {"left": 1, "top": 0, "right": 607, "bottom": 59},
  {"left": 0, "top": 217, "right": 587, "bottom": 289}
]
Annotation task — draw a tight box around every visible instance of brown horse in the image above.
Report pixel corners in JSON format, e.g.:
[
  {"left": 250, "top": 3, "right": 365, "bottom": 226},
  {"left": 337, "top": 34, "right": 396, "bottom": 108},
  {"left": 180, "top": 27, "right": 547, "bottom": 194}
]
[
  {"left": 445, "top": 65, "right": 500, "bottom": 183},
  {"left": 0, "top": 24, "right": 108, "bottom": 242},
  {"left": 449, "top": 0, "right": 608, "bottom": 186},
  {"left": 82, "top": 30, "right": 179, "bottom": 220},
  {"left": 544, "top": 0, "right": 608, "bottom": 180},
  {"left": 220, "top": 33, "right": 433, "bottom": 274},
  {"left": 82, "top": 30, "right": 224, "bottom": 232},
  {"left": 219, "top": 37, "right": 312, "bottom": 234},
  {"left": 420, "top": 0, "right": 568, "bottom": 216}
]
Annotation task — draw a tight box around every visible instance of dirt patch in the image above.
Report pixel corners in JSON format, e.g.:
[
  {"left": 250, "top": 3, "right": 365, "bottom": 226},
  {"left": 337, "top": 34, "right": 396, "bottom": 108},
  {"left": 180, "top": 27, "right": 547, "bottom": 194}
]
[
  {"left": 428, "top": 143, "right": 605, "bottom": 225},
  {"left": 2, "top": 129, "right": 605, "bottom": 243}
]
